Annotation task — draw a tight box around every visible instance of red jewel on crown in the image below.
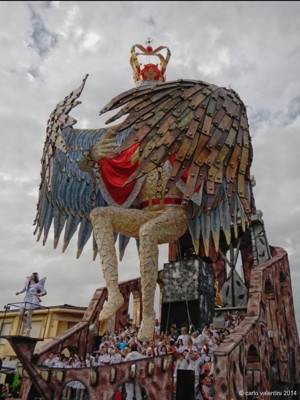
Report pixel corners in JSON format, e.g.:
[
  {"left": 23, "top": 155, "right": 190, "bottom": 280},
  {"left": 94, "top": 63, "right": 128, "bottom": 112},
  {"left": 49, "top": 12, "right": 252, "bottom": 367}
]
[{"left": 141, "top": 64, "right": 161, "bottom": 81}]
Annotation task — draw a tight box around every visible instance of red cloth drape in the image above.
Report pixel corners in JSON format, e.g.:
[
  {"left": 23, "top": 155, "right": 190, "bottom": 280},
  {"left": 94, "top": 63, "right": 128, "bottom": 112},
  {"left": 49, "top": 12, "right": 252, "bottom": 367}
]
[{"left": 98, "top": 144, "right": 139, "bottom": 205}]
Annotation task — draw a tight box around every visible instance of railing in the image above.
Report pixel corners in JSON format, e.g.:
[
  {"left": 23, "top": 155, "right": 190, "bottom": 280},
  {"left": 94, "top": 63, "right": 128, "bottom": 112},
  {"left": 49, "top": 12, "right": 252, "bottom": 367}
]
[
  {"left": 27, "top": 288, "right": 106, "bottom": 368},
  {"left": 0, "top": 302, "right": 50, "bottom": 339},
  {"left": 20, "top": 354, "right": 174, "bottom": 400}
]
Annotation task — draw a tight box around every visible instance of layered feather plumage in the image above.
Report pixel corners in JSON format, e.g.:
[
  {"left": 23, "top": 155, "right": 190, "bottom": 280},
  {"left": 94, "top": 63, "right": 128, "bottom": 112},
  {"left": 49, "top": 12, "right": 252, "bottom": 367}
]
[
  {"left": 34, "top": 76, "right": 256, "bottom": 258},
  {"left": 100, "top": 79, "right": 255, "bottom": 254}
]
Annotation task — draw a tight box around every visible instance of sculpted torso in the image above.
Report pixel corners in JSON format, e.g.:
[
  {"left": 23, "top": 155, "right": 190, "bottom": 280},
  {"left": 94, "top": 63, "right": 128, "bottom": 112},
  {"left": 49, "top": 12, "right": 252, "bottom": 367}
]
[{"left": 137, "top": 166, "right": 184, "bottom": 207}]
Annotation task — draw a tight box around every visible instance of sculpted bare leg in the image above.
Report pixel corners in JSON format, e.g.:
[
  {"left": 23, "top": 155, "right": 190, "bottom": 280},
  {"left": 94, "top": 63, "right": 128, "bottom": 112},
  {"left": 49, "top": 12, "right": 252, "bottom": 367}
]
[
  {"left": 90, "top": 206, "right": 154, "bottom": 321},
  {"left": 138, "top": 207, "right": 188, "bottom": 341},
  {"left": 90, "top": 206, "right": 188, "bottom": 340},
  {"left": 90, "top": 208, "right": 126, "bottom": 321}
]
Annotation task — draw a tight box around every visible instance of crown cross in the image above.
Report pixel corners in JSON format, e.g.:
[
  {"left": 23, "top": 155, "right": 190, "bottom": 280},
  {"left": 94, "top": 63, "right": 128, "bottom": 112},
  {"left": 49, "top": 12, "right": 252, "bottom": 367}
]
[{"left": 145, "top": 37, "right": 153, "bottom": 48}]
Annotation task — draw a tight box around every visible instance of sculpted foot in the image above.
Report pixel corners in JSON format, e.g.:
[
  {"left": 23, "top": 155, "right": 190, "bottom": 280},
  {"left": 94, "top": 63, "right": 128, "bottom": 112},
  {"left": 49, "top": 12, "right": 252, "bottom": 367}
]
[
  {"left": 99, "top": 292, "right": 124, "bottom": 321},
  {"left": 137, "top": 316, "right": 155, "bottom": 342}
]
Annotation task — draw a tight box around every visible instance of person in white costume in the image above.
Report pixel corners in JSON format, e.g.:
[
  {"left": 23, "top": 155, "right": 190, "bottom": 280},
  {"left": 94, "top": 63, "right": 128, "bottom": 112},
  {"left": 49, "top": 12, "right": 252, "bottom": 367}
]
[
  {"left": 186, "top": 351, "right": 204, "bottom": 400},
  {"left": 123, "top": 344, "right": 145, "bottom": 400},
  {"left": 177, "top": 326, "right": 190, "bottom": 346},
  {"left": 73, "top": 356, "right": 86, "bottom": 400},
  {"left": 15, "top": 272, "right": 47, "bottom": 336},
  {"left": 110, "top": 346, "right": 123, "bottom": 364},
  {"left": 42, "top": 352, "right": 55, "bottom": 368}
]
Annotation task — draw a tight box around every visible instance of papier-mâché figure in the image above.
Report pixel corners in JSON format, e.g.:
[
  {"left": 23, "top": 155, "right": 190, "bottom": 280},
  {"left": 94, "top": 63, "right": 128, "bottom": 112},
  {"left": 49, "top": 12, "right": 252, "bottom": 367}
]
[{"left": 34, "top": 43, "right": 255, "bottom": 341}]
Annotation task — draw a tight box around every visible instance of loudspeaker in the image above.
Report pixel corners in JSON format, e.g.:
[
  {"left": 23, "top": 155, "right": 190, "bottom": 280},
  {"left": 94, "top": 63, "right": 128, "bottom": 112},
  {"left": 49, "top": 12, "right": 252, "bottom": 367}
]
[{"left": 176, "top": 369, "right": 195, "bottom": 400}]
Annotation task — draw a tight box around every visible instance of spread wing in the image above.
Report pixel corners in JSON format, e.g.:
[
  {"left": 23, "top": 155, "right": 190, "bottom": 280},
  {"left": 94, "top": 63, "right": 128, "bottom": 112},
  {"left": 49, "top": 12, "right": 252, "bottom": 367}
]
[
  {"left": 34, "top": 76, "right": 133, "bottom": 259},
  {"left": 99, "top": 79, "right": 255, "bottom": 254}
]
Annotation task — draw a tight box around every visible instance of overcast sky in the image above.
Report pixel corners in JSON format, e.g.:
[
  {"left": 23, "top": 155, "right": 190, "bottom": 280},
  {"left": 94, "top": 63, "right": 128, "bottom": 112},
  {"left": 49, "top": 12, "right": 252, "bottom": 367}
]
[{"left": 0, "top": 1, "right": 299, "bottom": 333}]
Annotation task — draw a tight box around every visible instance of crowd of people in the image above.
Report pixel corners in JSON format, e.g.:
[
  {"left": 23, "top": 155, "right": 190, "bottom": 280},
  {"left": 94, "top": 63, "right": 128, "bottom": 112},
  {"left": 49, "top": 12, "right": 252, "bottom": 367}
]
[{"left": 40, "top": 312, "right": 244, "bottom": 400}]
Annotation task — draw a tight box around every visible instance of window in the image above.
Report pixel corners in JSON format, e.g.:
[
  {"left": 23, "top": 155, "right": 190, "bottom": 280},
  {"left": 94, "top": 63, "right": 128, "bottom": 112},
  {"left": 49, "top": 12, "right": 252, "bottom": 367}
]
[
  {"left": 0, "top": 323, "right": 11, "bottom": 343},
  {"left": 31, "top": 321, "right": 42, "bottom": 338}
]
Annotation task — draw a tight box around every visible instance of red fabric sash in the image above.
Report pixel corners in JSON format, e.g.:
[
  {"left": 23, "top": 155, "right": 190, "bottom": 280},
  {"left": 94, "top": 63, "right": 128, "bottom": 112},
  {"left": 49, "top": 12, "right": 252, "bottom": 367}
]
[{"left": 98, "top": 144, "right": 139, "bottom": 205}]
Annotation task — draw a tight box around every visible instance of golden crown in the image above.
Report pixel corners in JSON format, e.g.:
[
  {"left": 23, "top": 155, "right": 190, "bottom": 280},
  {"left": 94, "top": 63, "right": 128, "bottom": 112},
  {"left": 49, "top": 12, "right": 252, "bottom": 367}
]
[{"left": 130, "top": 42, "right": 171, "bottom": 84}]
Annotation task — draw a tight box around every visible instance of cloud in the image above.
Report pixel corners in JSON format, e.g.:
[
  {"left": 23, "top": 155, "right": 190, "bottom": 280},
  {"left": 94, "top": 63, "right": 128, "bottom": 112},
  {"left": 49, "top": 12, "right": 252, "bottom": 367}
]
[{"left": 27, "top": 6, "right": 59, "bottom": 57}]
